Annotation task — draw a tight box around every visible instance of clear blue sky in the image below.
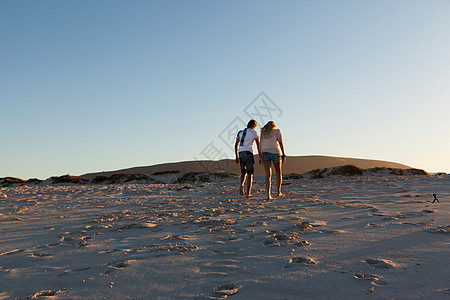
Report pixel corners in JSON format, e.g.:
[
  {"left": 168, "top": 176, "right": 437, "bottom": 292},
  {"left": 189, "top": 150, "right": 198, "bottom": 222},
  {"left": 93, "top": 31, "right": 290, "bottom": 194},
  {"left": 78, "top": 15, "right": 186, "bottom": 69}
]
[{"left": 1, "top": 0, "right": 449, "bottom": 179}]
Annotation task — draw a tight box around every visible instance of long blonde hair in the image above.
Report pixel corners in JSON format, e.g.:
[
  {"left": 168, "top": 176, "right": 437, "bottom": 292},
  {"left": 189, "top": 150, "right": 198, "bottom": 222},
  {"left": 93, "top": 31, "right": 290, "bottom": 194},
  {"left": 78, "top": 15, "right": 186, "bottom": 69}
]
[{"left": 261, "top": 121, "right": 277, "bottom": 139}]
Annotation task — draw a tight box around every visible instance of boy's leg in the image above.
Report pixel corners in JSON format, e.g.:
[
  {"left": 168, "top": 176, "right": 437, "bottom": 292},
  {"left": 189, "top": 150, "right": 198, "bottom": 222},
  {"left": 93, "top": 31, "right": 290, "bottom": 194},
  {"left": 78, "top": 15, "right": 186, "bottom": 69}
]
[
  {"left": 238, "top": 152, "right": 247, "bottom": 196},
  {"left": 240, "top": 173, "right": 246, "bottom": 196},
  {"left": 244, "top": 152, "right": 255, "bottom": 197},
  {"left": 246, "top": 173, "right": 253, "bottom": 197}
]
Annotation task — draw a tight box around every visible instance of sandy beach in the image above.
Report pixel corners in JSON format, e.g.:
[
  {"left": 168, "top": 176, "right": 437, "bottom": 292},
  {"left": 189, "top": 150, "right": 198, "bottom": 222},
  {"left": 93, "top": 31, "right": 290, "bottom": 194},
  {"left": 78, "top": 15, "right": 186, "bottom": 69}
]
[{"left": 0, "top": 172, "right": 449, "bottom": 299}]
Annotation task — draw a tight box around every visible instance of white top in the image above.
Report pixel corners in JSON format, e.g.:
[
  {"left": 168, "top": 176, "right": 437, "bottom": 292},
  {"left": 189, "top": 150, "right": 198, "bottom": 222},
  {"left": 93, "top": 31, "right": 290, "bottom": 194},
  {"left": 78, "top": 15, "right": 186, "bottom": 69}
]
[
  {"left": 236, "top": 128, "right": 259, "bottom": 153},
  {"left": 260, "top": 128, "right": 283, "bottom": 154}
]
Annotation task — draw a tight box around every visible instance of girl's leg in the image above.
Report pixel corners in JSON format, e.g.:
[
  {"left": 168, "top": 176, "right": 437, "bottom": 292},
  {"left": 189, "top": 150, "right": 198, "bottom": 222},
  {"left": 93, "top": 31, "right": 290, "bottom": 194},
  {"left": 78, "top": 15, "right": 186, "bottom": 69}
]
[
  {"left": 263, "top": 161, "right": 272, "bottom": 200},
  {"left": 273, "top": 161, "right": 284, "bottom": 197}
]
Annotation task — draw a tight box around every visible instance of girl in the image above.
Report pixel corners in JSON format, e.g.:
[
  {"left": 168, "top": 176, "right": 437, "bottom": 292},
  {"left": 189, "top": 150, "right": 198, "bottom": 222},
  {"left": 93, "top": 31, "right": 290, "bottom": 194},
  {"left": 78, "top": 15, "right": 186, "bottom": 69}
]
[{"left": 260, "top": 121, "right": 286, "bottom": 199}]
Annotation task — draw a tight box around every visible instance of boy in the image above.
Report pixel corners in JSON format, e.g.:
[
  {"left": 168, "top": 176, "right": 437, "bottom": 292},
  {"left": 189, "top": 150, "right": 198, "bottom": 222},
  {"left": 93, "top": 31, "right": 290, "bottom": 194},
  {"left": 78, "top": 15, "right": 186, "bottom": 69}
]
[{"left": 235, "top": 119, "right": 261, "bottom": 197}]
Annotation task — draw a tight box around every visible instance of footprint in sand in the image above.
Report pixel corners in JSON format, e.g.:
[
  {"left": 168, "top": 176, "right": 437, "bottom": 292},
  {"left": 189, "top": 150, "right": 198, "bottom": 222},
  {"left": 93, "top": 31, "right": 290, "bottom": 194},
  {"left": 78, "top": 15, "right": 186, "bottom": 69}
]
[
  {"left": 105, "top": 260, "right": 129, "bottom": 274},
  {"left": 365, "top": 258, "right": 396, "bottom": 269},
  {"left": 26, "top": 290, "right": 60, "bottom": 298},
  {"left": 57, "top": 267, "right": 93, "bottom": 277},
  {"left": 284, "top": 256, "right": 317, "bottom": 268},
  {"left": 73, "top": 267, "right": 93, "bottom": 272},
  {"left": 112, "top": 261, "right": 128, "bottom": 269},
  {"left": 365, "top": 223, "right": 377, "bottom": 228},
  {"left": 437, "top": 288, "right": 450, "bottom": 295},
  {"left": 320, "top": 229, "right": 343, "bottom": 234},
  {"left": 295, "top": 240, "right": 311, "bottom": 246},
  {"left": 29, "top": 252, "right": 53, "bottom": 257},
  {"left": 354, "top": 273, "right": 387, "bottom": 286},
  {"left": 213, "top": 282, "right": 241, "bottom": 296}
]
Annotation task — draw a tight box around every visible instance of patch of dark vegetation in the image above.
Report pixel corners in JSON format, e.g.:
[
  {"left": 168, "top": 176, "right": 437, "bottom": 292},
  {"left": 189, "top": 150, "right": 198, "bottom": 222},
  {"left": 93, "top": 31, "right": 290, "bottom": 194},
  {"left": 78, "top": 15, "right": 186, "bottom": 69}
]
[
  {"left": 386, "top": 168, "right": 427, "bottom": 176},
  {"left": 367, "top": 167, "right": 427, "bottom": 175},
  {"left": 367, "top": 167, "right": 384, "bottom": 173},
  {"left": 51, "top": 175, "right": 90, "bottom": 184},
  {"left": 214, "top": 172, "right": 239, "bottom": 178},
  {"left": 175, "top": 172, "right": 212, "bottom": 183},
  {"left": 26, "top": 178, "right": 43, "bottom": 185},
  {"left": 92, "top": 173, "right": 161, "bottom": 184},
  {"left": 330, "top": 165, "right": 363, "bottom": 176},
  {"left": 0, "top": 177, "right": 26, "bottom": 187},
  {"left": 405, "top": 168, "right": 428, "bottom": 175},
  {"left": 284, "top": 173, "right": 303, "bottom": 180},
  {"left": 305, "top": 166, "right": 429, "bottom": 179},
  {"left": 152, "top": 170, "right": 182, "bottom": 175},
  {"left": 175, "top": 171, "right": 237, "bottom": 184},
  {"left": 307, "top": 168, "right": 327, "bottom": 179},
  {"left": 389, "top": 168, "right": 405, "bottom": 175}
]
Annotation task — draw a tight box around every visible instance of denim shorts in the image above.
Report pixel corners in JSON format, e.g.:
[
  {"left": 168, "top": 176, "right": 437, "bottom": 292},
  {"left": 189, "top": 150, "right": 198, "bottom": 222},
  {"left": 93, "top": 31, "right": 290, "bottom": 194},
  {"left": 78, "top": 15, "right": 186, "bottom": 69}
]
[
  {"left": 262, "top": 152, "right": 281, "bottom": 162},
  {"left": 239, "top": 151, "right": 255, "bottom": 174}
]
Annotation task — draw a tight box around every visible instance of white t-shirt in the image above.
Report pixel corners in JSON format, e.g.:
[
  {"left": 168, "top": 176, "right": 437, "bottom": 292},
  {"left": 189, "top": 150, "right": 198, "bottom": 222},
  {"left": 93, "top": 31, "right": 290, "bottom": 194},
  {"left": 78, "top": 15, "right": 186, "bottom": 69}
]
[
  {"left": 260, "top": 128, "right": 283, "bottom": 154},
  {"left": 236, "top": 128, "right": 259, "bottom": 153}
]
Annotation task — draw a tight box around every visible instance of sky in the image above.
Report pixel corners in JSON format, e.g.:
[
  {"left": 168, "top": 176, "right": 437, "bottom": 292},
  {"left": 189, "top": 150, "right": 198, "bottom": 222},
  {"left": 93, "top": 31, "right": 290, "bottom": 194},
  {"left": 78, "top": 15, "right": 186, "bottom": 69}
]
[{"left": 1, "top": 0, "right": 449, "bottom": 179}]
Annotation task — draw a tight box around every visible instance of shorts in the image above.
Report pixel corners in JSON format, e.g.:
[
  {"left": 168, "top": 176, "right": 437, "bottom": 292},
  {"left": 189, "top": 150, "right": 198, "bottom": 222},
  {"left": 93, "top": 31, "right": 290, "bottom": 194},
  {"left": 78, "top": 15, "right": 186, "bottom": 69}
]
[
  {"left": 239, "top": 151, "right": 255, "bottom": 174},
  {"left": 262, "top": 152, "right": 281, "bottom": 162}
]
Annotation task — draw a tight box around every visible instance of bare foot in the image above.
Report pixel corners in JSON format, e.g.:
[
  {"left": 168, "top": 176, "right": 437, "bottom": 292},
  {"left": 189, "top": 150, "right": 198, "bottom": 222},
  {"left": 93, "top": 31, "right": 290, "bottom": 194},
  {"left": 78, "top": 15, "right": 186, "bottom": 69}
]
[
  {"left": 277, "top": 193, "right": 285, "bottom": 198},
  {"left": 239, "top": 187, "right": 244, "bottom": 196},
  {"left": 246, "top": 194, "right": 254, "bottom": 198},
  {"left": 267, "top": 195, "right": 273, "bottom": 200}
]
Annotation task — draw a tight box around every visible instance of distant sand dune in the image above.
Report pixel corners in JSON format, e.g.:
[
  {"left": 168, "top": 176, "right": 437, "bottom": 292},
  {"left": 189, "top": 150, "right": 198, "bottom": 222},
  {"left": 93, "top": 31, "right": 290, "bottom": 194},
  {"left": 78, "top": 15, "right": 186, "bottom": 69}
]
[{"left": 82, "top": 155, "right": 411, "bottom": 179}]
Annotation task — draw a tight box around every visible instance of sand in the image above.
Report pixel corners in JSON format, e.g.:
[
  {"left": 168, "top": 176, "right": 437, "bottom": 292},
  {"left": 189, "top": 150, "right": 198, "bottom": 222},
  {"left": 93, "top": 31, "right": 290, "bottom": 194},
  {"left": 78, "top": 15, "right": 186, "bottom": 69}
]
[{"left": 0, "top": 174, "right": 449, "bottom": 299}]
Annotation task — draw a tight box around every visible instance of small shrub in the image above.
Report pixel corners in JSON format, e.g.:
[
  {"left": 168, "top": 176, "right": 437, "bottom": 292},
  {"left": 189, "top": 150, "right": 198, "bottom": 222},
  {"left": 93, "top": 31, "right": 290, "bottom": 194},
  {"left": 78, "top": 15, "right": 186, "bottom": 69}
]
[
  {"left": 26, "top": 178, "right": 43, "bottom": 184},
  {"left": 367, "top": 167, "right": 384, "bottom": 173},
  {"left": 1, "top": 177, "right": 26, "bottom": 187},
  {"left": 92, "top": 173, "right": 158, "bottom": 184},
  {"left": 214, "top": 172, "right": 238, "bottom": 178},
  {"left": 284, "top": 173, "right": 303, "bottom": 180},
  {"left": 152, "top": 170, "right": 182, "bottom": 175},
  {"left": 330, "top": 165, "right": 363, "bottom": 176},
  {"left": 407, "top": 168, "right": 427, "bottom": 175},
  {"left": 51, "top": 175, "right": 89, "bottom": 184},
  {"left": 175, "top": 171, "right": 236, "bottom": 184},
  {"left": 175, "top": 172, "right": 199, "bottom": 184},
  {"left": 389, "top": 169, "right": 404, "bottom": 175},
  {"left": 308, "top": 169, "right": 326, "bottom": 179}
]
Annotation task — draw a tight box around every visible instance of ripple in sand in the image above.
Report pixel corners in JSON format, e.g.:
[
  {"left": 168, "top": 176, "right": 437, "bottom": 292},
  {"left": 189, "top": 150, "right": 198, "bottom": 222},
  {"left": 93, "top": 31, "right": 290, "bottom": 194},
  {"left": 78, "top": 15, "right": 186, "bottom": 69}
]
[
  {"left": 0, "top": 249, "right": 24, "bottom": 256},
  {"left": 427, "top": 226, "right": 450, "bottom": 235}
]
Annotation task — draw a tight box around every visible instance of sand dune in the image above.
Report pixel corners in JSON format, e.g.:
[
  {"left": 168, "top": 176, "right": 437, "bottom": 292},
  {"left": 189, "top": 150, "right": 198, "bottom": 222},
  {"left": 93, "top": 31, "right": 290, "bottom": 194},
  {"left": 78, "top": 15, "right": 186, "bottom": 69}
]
[{"left": 82, "top": 155, "right": 412, "bottom": 179}]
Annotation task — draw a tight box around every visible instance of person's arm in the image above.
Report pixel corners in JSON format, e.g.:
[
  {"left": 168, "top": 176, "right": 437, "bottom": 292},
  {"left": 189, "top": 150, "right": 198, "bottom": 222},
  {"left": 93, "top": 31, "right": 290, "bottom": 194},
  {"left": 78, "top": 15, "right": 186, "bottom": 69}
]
[
  {"left": 255, "top": 138, "right": 262, "bottom": 164},
  {"left": 278, "top": 130, "right": 286, "bottom": 163},
  {"left": 234, "top": 139, "right": 240, "bottom": 164},
  {"left": 279, "top": 141, "right": 286, "bottom": 163}
]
